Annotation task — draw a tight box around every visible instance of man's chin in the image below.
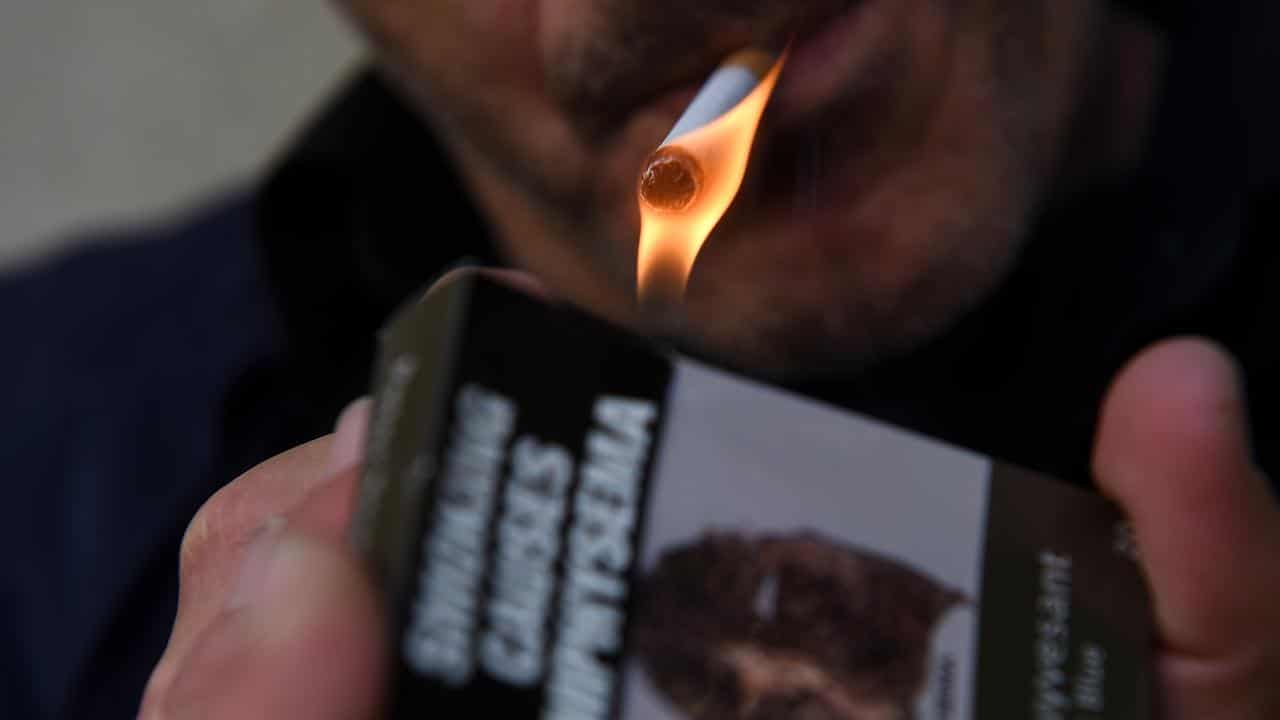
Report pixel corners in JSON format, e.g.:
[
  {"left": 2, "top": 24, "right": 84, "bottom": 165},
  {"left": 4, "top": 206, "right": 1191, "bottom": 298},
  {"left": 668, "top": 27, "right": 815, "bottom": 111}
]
[
  {"left": 671, "top": 213, "right": 1020, "bottom": 380},
  {"left": 676, "top": 272, "right": 906, "bottom": 381}
]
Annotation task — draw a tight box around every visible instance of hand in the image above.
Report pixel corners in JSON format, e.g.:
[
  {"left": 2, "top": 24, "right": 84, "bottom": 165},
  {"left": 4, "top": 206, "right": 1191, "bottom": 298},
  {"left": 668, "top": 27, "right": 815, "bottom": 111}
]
[
  {"left": 138, "top": 268, "right": 544, "bottom": 719},
  {"left": 138, "top": 398, "right": 386, "bottom": 719},
  {"left": 1093, "top": 338, "right": 1280, "bottom": 719}
]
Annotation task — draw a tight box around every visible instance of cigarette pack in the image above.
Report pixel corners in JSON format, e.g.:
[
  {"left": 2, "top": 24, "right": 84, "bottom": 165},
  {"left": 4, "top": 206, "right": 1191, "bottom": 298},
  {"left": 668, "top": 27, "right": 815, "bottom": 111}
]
[{"left": 352, "top": 275, "right": 1153, "bottom": 720}]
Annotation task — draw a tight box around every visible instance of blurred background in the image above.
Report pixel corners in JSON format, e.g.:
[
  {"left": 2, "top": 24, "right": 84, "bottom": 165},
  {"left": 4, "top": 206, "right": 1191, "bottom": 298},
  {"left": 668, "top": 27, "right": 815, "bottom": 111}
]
[{"left": 0, "top": 1, "right": 361, "bottom": 269}]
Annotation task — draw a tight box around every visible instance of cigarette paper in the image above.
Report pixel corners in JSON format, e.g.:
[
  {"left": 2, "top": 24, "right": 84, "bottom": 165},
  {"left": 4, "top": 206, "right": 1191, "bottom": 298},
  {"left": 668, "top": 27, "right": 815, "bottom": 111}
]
[{"left": 663, "top": 49, "right": 777, "bottom": 146}]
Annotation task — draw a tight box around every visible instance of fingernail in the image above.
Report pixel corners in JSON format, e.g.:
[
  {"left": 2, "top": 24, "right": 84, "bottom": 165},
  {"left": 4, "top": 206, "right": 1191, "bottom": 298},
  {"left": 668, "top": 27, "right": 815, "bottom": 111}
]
[
  {"left": 227, "top": 516, "right": 287, "bottom": 611},
  {"left": 328, "top": 397, "right": 373, "bottom": 476}
]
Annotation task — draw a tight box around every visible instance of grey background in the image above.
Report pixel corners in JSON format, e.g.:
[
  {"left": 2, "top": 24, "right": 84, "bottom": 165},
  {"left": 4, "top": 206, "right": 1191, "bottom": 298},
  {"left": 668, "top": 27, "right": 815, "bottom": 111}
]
[
  {"left": 642, "top": 361, "right": 990, "bottom": 585},
  {"left": 0, "top": 1, "right": 361, "bottom": 269}
]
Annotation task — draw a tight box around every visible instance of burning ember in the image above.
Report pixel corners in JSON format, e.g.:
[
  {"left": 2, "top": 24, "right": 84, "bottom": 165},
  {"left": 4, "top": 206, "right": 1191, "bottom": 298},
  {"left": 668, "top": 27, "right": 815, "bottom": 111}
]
[{"left": 636, "top": 50, "right": 786, "bottom": 307}]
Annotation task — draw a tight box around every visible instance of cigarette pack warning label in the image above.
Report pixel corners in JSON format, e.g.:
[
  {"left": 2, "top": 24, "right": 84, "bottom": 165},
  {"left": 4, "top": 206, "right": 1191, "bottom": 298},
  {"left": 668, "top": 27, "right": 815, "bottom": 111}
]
[{"left": 353, "top": 276, "right": 1152, "bottom": 720}]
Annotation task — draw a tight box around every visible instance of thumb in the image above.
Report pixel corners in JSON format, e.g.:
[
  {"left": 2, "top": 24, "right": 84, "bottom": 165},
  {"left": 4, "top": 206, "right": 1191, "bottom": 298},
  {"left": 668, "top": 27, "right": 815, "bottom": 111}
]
[
  {"left": 160, "top": 523, "right": 387, "bottom": 719},
  {"left": 1093, "top": 338, "right": 1280, "bottom": 714}
]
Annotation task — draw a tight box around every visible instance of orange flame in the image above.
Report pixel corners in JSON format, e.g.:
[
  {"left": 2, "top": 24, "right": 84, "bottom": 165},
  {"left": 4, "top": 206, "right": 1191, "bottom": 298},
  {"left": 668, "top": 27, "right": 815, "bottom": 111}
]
[{"left": 636, "top": 54, "right": 786, "bottom": 304}]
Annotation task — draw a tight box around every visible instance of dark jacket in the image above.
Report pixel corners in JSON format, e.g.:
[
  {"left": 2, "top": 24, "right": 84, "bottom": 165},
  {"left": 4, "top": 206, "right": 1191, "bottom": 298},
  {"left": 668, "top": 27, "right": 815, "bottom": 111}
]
[{"left": 2, "top": 2, "right": 1276, "bottom": 717}]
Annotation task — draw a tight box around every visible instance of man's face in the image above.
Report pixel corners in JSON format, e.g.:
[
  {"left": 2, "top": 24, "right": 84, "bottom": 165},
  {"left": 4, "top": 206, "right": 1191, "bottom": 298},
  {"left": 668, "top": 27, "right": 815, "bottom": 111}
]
[{"left": 340, "top": 0, "right": 1104, "bottom": 375}]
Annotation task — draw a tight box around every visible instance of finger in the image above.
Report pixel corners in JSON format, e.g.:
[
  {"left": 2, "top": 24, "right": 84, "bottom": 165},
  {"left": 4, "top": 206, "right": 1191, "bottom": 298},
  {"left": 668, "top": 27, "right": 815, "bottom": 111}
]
[
  {"left": 177, "top": 436, "right": 337, "bottom": 625},
  {"left": 1093, "top": 338, "right": 1280, "bottom": 715},
  {"left": 1094, "top": 338, "right": 1280, "bottom": 653},
  {"left": 143, "top": 399, "right": 373, "bottom": 715},
  {"left": 179, "top": 398, "right": 371, "bottom": 638},
  {"left": 160, "top": 526, "right": 386, "bottom": 720}
]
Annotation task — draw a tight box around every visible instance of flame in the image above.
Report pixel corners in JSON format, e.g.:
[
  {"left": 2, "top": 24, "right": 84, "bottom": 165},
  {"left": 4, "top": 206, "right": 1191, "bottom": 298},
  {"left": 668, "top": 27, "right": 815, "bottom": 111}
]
[{"left": 636, "top": 55, "right": 786, "bottom": 304}]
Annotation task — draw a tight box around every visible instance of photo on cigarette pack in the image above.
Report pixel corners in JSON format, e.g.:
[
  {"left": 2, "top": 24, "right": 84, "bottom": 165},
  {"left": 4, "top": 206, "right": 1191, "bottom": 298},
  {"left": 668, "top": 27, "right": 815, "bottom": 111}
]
[{"left": 620, "top": 362, "right": 991, "bottom": 719}]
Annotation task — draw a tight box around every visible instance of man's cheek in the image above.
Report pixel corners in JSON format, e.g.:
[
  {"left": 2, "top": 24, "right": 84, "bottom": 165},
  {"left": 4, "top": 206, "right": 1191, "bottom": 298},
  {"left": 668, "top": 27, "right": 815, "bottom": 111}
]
[
  {"left": 342, "top": 1, "right": 530, "bottom": 80},
  {"left": 538, "top": 0, "right": 609, "bottom": 68},
  {"left": 463, "top": 0, "right": 540, "bottom": 34}
]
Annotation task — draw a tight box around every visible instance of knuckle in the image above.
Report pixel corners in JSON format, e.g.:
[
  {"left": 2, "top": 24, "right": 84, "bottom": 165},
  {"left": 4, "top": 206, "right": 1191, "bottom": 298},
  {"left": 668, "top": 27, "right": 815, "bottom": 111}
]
[
  {"left": 175, "top": 438, "right": 335, "bottom": 589},
  {"left": 178, "top": 509, "right": 213, "bottom": 578},
  {"left": 138, "top": 659, "right": 174, "bottom": 719},
  {"left": 178, "top": 482, "right": 249, "bottom": 579}
]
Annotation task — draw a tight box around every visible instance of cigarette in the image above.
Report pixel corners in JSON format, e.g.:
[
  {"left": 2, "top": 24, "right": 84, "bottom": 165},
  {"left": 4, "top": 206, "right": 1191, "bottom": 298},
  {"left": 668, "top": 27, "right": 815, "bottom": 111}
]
[{"left": 639, "top": 49, "right": 779, "bottom": 212}]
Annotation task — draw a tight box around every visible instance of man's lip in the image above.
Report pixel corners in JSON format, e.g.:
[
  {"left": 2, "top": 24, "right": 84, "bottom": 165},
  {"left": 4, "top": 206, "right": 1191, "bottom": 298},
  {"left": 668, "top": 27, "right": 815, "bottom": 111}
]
[{"left": 626, "top": 2, "right": 862, "bottom": 130}]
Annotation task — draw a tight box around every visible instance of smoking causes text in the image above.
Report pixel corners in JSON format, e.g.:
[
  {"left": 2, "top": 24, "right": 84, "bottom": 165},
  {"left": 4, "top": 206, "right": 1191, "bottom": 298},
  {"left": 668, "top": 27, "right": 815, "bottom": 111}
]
[
  {"left": 402, "top": 384, "right": 657, "bottom": 720},
  {"left": 402, "top": 385, "right": 516, "bottom": 685}
]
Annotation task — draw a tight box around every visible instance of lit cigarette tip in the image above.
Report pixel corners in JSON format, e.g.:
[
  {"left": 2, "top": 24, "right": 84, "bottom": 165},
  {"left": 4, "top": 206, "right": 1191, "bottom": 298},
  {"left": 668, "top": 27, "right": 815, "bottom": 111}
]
[
  {"left": 639, "top": 146, "right": 702, "bottom": 212},
  {"left": 637, "top": 48, "right": 778, "bottom": 215}
]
